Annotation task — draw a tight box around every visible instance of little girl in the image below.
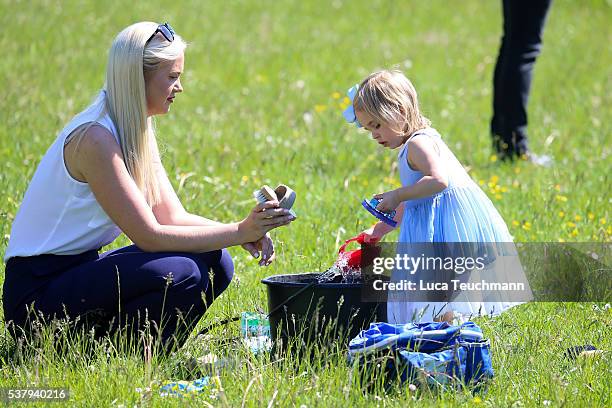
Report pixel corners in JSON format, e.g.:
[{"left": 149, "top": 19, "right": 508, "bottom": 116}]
[{"left": 343, "top": 69, "right": 522, "bottom": 324}]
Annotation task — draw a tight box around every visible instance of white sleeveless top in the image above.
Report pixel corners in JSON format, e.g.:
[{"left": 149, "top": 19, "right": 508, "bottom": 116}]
[{"left": 5, "top": 90, "right": 122, "bottom": 261}]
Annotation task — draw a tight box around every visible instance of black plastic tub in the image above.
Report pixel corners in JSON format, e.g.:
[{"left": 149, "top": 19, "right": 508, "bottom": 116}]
[{"left": 261, "top": 273, "right": 385, "bottom": 352}]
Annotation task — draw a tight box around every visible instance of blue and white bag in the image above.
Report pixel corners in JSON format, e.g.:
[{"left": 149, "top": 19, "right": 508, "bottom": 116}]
[{"left": 348, "top": 321, "right": 494, "bottom": 388}]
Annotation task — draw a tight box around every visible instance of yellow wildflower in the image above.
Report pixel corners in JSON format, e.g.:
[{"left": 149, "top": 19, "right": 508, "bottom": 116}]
[
  {"left": 600, "top": 218, "right": 607, "bottom": 225},
  {"left": 571, "top": 229, "right": 578, "bottom": 237},
  {"left": 588, "top": 212, "right": 595, "bottom": 220},
  {"left": 558, "top": 211, "right": 565, "bottom": 218},
  {"left": 555, "top": 195, "right": 568, "bottom": 202},
  {"left": 343, "top": 96, "right": 350, "bottom": 105},
  {"left": 490, "top": 155, "right": 498, "bottom": 163},
  {"left": 241, "top": 175, "right": 248, "bottom": 182},
  {"left": 566, "top": 222, "right": 576, "bottom": 228},
  {"left": 489, "top": 175, "right": 499, "bottom": 184},
  {"left": 512, "top": 220, "right": 520, "bottom": 227},
  {"left": 383, "top": 176, "right": 401, "bottom": 188},
  {"left": 315, "top": 104, "right": 327, "bottom": 113},
  {"left": 514, "top": 167, "right": 521, "bottom": 174},
  {"left": 332, "top": 91, "right": 341, "bottom": 99},
  {"left": 473, "top": 396, "right": 482, "bottom": 404},
  {"left": 479, "top": 179, "right": 485, "bottom": 186},
  {"left": 522, "top": 222, "right": 532, "bottom": 231},
  {"left": 495, "top": 194, "right": 502, "bottom": 200},
  {"left": 574, "top": 215, "right": 582, "bottom": 221}
]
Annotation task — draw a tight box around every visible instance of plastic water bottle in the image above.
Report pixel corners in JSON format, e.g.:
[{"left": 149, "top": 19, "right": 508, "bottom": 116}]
[{"left": 240, "top": 312, "right": 271, "bottom": 354}]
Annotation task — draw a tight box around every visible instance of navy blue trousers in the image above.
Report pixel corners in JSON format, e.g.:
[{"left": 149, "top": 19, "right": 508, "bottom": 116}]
[
  {"left": 491, "top": 0, "right": 552, "bottom": 158},
  {"left": 3, "top": 245, "right": 234, "bottom": 346}
]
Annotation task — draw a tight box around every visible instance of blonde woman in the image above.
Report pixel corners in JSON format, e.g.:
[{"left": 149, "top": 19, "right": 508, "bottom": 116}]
[{"left": 3, "top": 22, "right": 295, "bottom": 346}]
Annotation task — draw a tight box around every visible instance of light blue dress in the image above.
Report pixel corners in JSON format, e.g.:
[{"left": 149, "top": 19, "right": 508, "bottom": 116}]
[{"left": 387, "top": 127, "right": 524, "bottom": 323}]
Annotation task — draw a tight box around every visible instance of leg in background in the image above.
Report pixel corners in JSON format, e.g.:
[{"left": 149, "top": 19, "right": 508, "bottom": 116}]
[{"left": 491, "top": 0, "right": 552, "bottom": 159}]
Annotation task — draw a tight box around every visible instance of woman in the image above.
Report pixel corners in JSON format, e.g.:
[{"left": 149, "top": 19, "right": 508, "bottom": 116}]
[{"left": 2, "top": 22, "right": 295, "bottom": 346}]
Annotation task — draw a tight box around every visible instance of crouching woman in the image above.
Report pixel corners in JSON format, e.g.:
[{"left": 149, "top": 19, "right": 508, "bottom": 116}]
[{"left": 2, "top": 22, "right": 295, "bottom": 348}]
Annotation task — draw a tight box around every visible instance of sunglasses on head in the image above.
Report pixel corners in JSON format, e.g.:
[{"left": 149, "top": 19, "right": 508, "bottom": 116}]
[{"left": 145, "top": 22, "right": 175, "bottom": 45}]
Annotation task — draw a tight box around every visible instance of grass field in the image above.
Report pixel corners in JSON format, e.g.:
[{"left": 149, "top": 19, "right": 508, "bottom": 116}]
[{"left": 0, "top": 0, "right": 610, "bottom": 406}]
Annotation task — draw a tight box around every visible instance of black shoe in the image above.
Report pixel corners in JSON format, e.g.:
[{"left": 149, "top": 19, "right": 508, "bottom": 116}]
[{"left": 492, "top": 135, "right": 514, "bottom": 161}]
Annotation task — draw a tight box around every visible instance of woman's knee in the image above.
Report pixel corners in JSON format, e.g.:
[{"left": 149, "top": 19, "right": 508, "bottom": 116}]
[
  {"left": 155, "top": 250, "right": 233, "bottom": 306},
  {"left": 192, "top": 249, "right": 234, "bottom": 300},
  {"left": 218, "top": 248, "right": 234, "bottom": 280},
  {"left": 212, "top": 248, "right": 234, "bottom": 291},
  {"left": 192, "top": 248, "right": 233, "bottom": 277},
  {"left": 158, "top": 256, "right": 205, "bottom": 292}
]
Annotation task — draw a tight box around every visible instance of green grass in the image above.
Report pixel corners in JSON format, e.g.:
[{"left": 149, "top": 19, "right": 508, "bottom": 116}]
[{"left": 0, "top": 0, "right": 610, "bottom": 406}]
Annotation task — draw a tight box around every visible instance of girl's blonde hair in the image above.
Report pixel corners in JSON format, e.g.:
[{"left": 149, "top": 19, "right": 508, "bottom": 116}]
[
  {"left": 353, "top": 69, "right": 430, "bottom": 135},
  {"left": 72, "top": 22, "right": 187, "bottom": 205}
]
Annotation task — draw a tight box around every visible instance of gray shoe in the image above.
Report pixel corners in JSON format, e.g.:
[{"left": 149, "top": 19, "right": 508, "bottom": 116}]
[{"left": 521, "top": 151, "right": 553, "bottom": 167}]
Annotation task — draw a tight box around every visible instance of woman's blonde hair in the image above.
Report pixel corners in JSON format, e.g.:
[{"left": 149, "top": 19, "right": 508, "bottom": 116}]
[
  {"left": 71, "top": 22, "right": 187, "bottom": 205},
  {"left": 105, "top": 21, "right": 187, "bottom": 205},
  {"left": 353, "top": 69, "right": 430, "bottom": 135}
]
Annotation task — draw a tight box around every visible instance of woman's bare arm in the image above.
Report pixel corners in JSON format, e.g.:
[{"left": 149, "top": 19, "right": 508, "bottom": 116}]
[{"left": 73, "top": 125, "right": 293, "bottom": 252}]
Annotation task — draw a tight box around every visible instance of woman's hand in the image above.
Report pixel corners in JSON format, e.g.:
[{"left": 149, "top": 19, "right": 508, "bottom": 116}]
[
  {"left": 373, "top": 190, "right": 401, "bottom": 213},
  {"left": 241, "top": 233, "right": 275, "bottom": 266},
  {"left": 238, "top": 201, "right": 295, "bottom": 243}
]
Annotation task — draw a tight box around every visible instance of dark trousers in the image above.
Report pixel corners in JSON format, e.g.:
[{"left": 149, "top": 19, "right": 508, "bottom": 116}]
[
  {"left": 491, "top": 0, "right": 552, "bottom": 158},
  {"left": 3, "top": 245, "right": 234, "bottom": 347}
]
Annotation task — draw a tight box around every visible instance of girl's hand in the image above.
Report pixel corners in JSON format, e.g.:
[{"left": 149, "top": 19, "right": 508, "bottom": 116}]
[
  {"left": 373, "top": 190, "right": 401, "bottom": 213},
  {"left": 362, "top": 222, "right": 392, "bottom": 243},
  {"left": 239, "top": 201, "right": 295, "bottom": 243},
  {"left": 241, "top": 233, "right": 275, "bottom": 266}
]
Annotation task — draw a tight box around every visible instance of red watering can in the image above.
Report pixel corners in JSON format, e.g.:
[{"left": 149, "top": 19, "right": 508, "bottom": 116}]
[{"left": 336, "top": 233, "right": 381, "bottom": 272}]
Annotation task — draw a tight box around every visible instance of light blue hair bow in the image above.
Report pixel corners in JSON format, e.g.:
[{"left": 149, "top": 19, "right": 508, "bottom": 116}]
[{"left": 342, "top": 84, "right": 362, "bottom": 128}]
